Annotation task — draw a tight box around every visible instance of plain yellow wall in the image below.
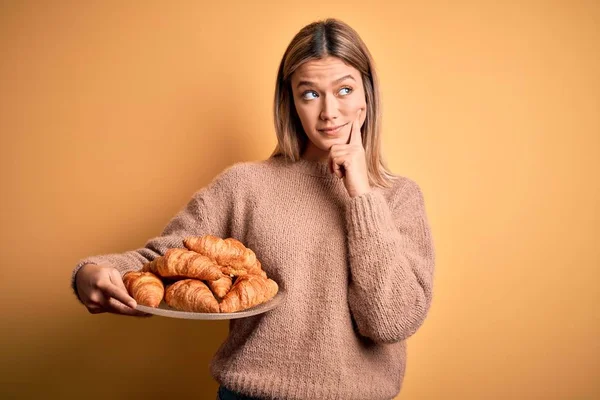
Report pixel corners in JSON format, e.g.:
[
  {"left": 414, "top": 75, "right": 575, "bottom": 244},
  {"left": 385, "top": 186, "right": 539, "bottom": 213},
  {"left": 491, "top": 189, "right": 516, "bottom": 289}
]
[{"left": 1, "top": 1, "right": 598, "bottom": 399}]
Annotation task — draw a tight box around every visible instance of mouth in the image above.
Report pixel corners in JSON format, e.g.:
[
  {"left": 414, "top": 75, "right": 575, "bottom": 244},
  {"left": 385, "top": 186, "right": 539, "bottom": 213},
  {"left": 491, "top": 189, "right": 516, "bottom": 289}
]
[{"left": 317, "top": 122, "right": 349, "bottom": 135}]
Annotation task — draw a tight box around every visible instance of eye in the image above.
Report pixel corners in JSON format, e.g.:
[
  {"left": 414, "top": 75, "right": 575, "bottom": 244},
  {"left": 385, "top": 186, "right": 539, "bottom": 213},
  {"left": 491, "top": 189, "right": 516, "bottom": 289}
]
[
  {"left": 339, "top": 86, "right": 353, "bottom": 96},
  {"left": 301, "top": 90, "right": 318, "bottom": 100}
]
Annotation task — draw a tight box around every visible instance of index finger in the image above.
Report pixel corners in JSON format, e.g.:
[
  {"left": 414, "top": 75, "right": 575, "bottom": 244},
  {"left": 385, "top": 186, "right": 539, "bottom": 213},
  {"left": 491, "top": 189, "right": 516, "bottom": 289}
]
[
  {"left": 348, "top": 108, "right": 363, "bottom": 146},
  {"left": 103, "top": 280, "right": 137, "bottom": 309},
  {"left": 109, "top": 268, "right": 137, "bottom": 308},
  {"left": 106, "top": 298, "right": 152, "bottom": 317}
]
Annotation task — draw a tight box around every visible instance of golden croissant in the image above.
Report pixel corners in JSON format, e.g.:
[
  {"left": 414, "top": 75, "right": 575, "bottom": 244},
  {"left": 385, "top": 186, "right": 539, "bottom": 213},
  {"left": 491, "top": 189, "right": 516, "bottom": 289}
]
[
  {"left": 164, "top": 279, "right": 220, "bottom": 313},
  {"left": 123, "top": 271, "right": 164, "bottom": 308},
  {"left": 219, "top": 274, "right": 279, "bottom": 313},
  {"left": 143, "top": 248, "right": 222, "bottom": 281},
  {"left": 184, "top": 235, "right": 265, "bottom": 277},
  {"left": 220, "top": 259, "right": 267, "bottom": 279},
  {"left": 207, "top": 273, "right": 233, "bottom": 299}
]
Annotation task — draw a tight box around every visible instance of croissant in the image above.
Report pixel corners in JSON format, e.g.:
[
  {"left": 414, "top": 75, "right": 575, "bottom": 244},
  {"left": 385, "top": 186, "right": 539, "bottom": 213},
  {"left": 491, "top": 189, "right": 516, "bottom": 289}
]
[
  {"left": 164, "top": 279, "right": 220, "bottom": 313},
  {"left": 219, "top": 274, "right": 279, "bottom": 313},
  {"left": 221, "top": 259, "right": 267, "bottom": 279},
  {"left": 123, "top": 271, "right": 164, "bottom": 308},
  {"left": 143, "top": 249, "right": 222, "bottom": 281},
  {"left": 184, "top": 235, "right": 244, "bottom": 260},
  {"left": 184, "top": 235, "right": 265, "bottom": 277},
  {"left": 206, "top": 273, "right": 233, "bottom": 299}
]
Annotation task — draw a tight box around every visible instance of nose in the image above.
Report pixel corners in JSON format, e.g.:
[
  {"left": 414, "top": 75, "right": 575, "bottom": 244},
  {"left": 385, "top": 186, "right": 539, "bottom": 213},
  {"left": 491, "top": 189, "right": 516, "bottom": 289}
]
[{"left": 319, "top": 94, "right": 340, "bottom": 122}]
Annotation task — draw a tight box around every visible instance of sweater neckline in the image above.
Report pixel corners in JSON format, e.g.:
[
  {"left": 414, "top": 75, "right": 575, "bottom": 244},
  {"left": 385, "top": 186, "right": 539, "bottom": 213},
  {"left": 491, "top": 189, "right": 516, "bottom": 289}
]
[{"left": 273, "top": 156, "right": 334, "bottom": 179}]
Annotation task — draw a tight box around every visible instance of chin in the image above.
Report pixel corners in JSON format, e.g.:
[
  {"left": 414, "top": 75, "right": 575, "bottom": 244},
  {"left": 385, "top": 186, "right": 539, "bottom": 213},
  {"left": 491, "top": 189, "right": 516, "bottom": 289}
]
[{"left": 322, "top": 135, "right": 346, "bottom": 144}]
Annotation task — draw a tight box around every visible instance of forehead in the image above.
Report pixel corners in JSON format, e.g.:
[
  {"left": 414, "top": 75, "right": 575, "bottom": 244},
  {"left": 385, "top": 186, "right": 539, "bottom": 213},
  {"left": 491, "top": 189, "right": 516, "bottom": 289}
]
[{"left": 292, "top": 56, "right": 360, "bottom": 83}]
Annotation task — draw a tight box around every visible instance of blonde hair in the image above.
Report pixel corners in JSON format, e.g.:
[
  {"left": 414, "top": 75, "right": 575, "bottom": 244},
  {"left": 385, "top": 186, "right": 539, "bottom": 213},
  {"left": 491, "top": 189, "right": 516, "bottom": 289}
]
[{"left": 271, "top": 18, "right": 398, "bottom": 188}]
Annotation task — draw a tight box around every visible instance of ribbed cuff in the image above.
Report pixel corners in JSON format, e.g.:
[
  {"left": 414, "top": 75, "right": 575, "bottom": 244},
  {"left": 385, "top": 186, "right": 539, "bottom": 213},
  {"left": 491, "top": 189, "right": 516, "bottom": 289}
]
[
  {"left": 345, "top": 190, "right": 396, "bottom": 239},
  {"left": 70, "top": 261, "right": 96, "bottom": 303}
]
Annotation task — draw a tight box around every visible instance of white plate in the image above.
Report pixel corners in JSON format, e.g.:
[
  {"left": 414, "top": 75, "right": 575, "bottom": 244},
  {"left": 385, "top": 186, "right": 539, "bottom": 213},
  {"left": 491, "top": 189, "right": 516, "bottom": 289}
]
[{"left": 135, "top": 291, "right": 285, "bottom": 320}]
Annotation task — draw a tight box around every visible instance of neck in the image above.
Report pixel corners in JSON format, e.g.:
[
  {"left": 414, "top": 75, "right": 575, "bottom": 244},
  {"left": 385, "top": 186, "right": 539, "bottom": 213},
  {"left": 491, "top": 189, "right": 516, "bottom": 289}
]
[{"left": 300, "top": 144, "right": 329, "bottom": 162}]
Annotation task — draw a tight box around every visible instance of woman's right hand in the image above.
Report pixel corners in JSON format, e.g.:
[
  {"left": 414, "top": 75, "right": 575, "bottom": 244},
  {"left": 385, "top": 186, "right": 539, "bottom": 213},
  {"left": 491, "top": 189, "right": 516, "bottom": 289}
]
[{"left": 75, "top": 264, "right": 151, "bottom": 317}]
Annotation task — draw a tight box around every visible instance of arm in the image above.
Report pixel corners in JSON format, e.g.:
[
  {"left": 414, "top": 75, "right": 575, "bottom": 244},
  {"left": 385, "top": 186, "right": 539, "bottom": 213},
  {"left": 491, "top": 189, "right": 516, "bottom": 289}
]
[
  {"left": 70, "top": 164, "right": 240, "bottom": 302},
  {"left": 345, "top": 178, "right": 435, "bottom": 344}
]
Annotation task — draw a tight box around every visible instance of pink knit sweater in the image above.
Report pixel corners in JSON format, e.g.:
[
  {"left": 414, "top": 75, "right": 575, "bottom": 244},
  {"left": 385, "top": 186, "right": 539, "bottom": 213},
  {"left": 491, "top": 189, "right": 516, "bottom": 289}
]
[{"left": 71, "top": 154, "right": 436, "bottom": 400}]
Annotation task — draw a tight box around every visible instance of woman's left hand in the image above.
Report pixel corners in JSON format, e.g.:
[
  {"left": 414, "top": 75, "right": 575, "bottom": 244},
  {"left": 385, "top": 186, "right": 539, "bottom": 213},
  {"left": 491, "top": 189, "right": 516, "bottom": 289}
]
[{"left": 329, "top": 109, "right": 371, "bottom": 198}]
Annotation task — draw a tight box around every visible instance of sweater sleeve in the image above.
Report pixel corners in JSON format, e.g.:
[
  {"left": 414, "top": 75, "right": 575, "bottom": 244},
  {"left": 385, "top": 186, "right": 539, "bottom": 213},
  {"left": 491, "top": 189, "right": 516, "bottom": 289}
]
[
  {"left": 70, "top": 164, "right": 240, "bottom": 302},
  {"left": 345, "top": 178, "right": 435, "bottom": 344}
]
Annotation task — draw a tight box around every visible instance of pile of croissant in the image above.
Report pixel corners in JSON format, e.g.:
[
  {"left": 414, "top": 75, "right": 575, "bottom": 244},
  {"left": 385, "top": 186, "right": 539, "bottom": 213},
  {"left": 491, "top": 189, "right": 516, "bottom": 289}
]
[{"left": 123, "top": 235, "right": 278, "bottom": 313}]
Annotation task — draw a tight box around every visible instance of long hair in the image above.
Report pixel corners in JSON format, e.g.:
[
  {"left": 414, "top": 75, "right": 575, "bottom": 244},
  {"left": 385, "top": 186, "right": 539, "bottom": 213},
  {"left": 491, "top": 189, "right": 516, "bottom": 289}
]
[{"left": 271, "top": 18, "right": 398, "bottom": 188}]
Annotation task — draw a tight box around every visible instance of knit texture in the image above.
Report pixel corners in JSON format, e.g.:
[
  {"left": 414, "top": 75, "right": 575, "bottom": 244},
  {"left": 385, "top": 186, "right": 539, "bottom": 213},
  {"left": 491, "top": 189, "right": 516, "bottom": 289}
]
[{"left": 70, "top": 154, "right": 436, "bottom": 400}]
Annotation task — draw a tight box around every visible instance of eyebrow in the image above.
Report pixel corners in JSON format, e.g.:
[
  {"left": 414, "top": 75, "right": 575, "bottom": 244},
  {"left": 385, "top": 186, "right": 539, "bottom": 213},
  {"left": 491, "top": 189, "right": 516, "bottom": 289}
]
[{"left": 296, "top": 74, "right": 355, "bottom": 89}]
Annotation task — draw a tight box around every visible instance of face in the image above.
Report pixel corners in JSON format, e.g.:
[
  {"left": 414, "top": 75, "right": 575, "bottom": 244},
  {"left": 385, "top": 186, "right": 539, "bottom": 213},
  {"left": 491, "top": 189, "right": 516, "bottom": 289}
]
[{"left": 290, "top": 56, "right": 367, "bottom": 161}]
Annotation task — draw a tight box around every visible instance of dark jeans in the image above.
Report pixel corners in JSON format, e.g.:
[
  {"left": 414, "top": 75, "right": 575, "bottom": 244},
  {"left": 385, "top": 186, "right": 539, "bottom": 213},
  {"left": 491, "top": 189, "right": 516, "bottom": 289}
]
[{"left": 217, "top": 386, "right": 265, "bottom": 400}]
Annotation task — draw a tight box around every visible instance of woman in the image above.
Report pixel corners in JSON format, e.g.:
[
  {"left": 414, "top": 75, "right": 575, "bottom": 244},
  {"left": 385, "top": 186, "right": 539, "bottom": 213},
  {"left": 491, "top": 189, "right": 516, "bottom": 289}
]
[{"left": 73, "top": 18, "right": 435, "bottom": 400}]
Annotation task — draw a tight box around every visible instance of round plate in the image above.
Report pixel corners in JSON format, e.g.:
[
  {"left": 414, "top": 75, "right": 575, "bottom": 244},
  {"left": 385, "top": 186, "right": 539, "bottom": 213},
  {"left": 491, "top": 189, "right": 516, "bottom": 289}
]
[{"left": 135, "top": 291, "right": 286, "bottom": 320}]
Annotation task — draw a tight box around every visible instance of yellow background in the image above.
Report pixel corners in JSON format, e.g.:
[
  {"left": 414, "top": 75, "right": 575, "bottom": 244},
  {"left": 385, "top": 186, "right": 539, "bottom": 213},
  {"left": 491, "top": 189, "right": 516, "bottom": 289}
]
[{"left": 1, "top": 1, "right": 598, "bottom": 399}]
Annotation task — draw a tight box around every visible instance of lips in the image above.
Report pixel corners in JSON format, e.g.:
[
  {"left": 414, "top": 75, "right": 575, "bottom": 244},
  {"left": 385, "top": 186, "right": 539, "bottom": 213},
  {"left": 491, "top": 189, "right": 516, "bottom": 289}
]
[{"left": 318, "top": 122, "right": 349, "bottom": 134}]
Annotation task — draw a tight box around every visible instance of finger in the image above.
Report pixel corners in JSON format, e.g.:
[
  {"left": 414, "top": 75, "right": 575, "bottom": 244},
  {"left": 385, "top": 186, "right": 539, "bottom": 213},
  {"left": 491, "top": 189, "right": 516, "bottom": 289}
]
[
  {"left": 348, "top": 108, "right": 363, "bottom": 146},
  {"left": 329, "top": 148, "right": 351, "bottom": 158},
  {"left": 329, "top": 156, "right": 338, "bottom": 177},
  {"left": 109, "top": 269, "right": 137, "bottom": 308},
  {"left": 332, "top": 157, "right": 344, "bottom": 178},
  {"left": 86, "top": 290, "right": 104, "bottom": 304},
  {"left": 106, "top": 297, "right": 152, "bottom": 317},
  {"left": 333, "top": 162, "right": 342, "bottom": 178},
  {"left": 329, "top": 152, "right": 336, "bottom": 175},
  {"left": 102, "top": 281, "right": 137, "bottom": 309},
  {"left": 87, "top": 303, "right": 106, "bottom": 314}
]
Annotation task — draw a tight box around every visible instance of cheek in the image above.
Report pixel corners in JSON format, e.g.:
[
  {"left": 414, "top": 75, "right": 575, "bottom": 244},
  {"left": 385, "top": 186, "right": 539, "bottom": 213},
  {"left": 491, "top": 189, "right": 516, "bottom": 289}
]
[
  {"left": 296, "top": 106, "right": 317, "bottom": 129},
  {"left": 293, "top": 103, "right": 306, "bottom": 122},
  {"left": 343, "top": 92, "right": 367, "bottom": 113}
]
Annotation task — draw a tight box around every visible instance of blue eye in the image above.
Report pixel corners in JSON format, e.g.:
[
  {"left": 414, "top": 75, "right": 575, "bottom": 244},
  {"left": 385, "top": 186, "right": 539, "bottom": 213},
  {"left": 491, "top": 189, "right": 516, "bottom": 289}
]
[
  {"left": 302, "top": 91, "right": 318, "bottom": 100},
  {"left": 339, "top": 87, "right": 353, "bottom": 96}
]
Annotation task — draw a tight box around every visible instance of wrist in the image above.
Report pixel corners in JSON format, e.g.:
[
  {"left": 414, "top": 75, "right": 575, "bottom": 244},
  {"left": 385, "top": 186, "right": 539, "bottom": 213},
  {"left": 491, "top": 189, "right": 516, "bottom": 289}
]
[{"left": 350, "top": 186, "right": 372, "bottom": 198}]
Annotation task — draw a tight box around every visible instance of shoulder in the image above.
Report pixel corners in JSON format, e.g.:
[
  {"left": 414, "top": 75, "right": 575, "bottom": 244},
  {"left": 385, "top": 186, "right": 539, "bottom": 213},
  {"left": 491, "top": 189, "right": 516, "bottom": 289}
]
[
  {"left": 203, "top": 158, "right": 279, "bottom": 191},
  {"left": 219, "top": 157, "right": 278, "bottom": 179},
  {"left": 379, "top": 174, "right": 426, "bottom": 210}
]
